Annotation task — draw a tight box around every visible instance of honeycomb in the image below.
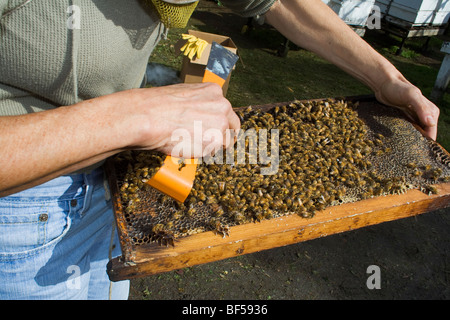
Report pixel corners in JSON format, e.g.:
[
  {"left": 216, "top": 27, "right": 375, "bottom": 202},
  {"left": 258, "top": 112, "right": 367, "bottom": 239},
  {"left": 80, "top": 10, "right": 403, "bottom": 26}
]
[{"left": 109, "top": 98, "right": 450, "bottom": 247}]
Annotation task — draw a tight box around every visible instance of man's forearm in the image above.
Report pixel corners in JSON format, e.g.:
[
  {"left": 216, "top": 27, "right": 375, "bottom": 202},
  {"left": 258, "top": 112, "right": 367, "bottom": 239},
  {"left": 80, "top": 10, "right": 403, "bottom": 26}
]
[
  {"left": 265, "top": 0, "right": 405, "bottom": 94},
  {"left": 0, "top": 95, "right": 134, "bottom": 196},
  {"left": 265, "top": 0, "right": 440, "bottom": 140}
]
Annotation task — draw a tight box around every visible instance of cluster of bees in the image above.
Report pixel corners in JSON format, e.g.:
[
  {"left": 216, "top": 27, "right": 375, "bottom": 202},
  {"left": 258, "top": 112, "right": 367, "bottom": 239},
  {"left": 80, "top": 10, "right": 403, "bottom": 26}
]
[{"left": 113, "top": 99, "right": 450, "bottom": 247}]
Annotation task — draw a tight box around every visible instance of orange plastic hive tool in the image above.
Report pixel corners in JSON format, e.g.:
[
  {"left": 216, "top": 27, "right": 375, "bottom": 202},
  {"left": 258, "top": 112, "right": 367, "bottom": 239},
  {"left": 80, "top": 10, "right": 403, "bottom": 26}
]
[
  {"left": 146, "top": 41, "right": 239, "bottom": 203},
  {"left": 146, "top": 157, "right": 199, "bottom": 203}
]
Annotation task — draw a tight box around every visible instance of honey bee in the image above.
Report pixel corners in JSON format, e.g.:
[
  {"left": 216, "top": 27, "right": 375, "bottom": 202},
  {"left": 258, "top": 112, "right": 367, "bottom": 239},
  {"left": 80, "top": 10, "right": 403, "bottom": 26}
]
[
  {"left": 374, "top": 139, "right": 383, "bottom": 146},
  {"left": 429, "top": 168, "right": 443, "bottom": 182},
  {"left": 171, "top": 210, "right": 183, "bottom": 220},
  {"left": 421, "top": 185, "right": 438, "bottom": 196},
  {"left": 152, "top": 223, "right": 164, "bottom": 233},
  {"left": 406, "top": 162, "right": 417, "bottom": 169},
  {"left": 165, "top": 221, "right": 174, "bottom": 229},
  {"left": 233, "top": 212, "right": 246, "bottom": 224},
  {"left": 198, "top": 192, "right": 207, "bottom": 201},
  {"left": 155, "top": 231, "right": 175, "bottom": 247},
  {"left": 412, "top": 169, "right": 422, "bottom": 177},
  {"left": 357, "top": 179, "right": 367, "bottom": 187},
  {"left": 373, "top": 187, "right": 383, "bottom": 196},
  {"left": 187, "top": 207, "right": 197, "bottom": 217},
  {"left": 120, "top": 182, "right": 129, "bottom": 192}
]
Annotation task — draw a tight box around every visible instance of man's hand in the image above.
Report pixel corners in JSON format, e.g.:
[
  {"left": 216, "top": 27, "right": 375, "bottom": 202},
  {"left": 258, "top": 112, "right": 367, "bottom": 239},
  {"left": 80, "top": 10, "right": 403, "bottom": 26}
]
[
  {"left": 126, "top": 82, "right": 241, "bottom": 158},
  {"left": 375, "top": 76, "right": 440, "bottom": 140}
]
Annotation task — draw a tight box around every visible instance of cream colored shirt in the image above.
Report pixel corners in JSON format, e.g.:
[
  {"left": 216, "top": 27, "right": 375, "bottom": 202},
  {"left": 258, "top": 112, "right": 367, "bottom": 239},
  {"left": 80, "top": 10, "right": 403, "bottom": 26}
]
[
  {"left": 0, "top": 0, "right": 276, "bottom": 173},
  {"left": 0, "top": 0, "right": 276, "bottom": 115}
]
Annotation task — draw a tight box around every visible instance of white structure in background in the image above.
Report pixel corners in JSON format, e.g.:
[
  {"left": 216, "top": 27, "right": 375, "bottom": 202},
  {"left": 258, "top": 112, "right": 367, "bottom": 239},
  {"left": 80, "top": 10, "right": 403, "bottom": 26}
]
[
  {"left": 431, "top": 41, "right": 450, "bottom": 101},
  {"left": 375, "top": 0, "right": 450, "bottom": 53},
  {"left": 376, "top": 0, "right": 450, "bottom": 27},
  {"left": 322, "top": 0, "right": 377, "bottom": 36}
]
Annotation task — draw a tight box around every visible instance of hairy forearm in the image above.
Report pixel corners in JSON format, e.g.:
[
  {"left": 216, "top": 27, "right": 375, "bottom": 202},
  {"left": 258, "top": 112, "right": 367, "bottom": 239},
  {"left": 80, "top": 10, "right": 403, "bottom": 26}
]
[
  {"left": 265, "top": 0, "right": 406, "bottom": 93},
  {"left": 0, "top": 93, "right": 136, "bottom": 196}
]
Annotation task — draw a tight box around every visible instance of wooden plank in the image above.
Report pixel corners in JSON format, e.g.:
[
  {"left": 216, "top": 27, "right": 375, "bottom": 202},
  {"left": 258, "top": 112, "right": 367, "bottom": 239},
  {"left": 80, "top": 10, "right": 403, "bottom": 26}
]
[{"left": 107, "top": 182, "right": 450, "bottom": 281}]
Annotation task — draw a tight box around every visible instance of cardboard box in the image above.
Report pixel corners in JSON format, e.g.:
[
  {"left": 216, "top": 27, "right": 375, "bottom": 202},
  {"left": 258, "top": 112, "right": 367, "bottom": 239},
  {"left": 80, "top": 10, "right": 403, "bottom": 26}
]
[{"left": 175, "top": 30, "right": 237, "bottom": 96}]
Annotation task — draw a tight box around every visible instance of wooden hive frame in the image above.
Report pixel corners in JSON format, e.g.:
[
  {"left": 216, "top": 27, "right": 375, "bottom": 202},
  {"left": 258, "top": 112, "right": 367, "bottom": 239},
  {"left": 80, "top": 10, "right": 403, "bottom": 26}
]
[{"left": 106, "top": 96, "right": 450, "bottom": 281}]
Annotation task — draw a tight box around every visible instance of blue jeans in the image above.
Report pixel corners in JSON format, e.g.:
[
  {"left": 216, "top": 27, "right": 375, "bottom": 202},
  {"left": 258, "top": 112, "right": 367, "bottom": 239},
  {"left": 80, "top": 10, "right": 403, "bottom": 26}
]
[{"left": 0, "top": 167, "right": 130, "bottom": 300}]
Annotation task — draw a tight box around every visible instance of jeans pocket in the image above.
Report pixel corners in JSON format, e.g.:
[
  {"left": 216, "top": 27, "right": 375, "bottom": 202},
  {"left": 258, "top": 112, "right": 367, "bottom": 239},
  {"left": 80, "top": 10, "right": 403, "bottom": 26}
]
[{"left": 0, "top": 199, "right": 72, "bottom": 260}]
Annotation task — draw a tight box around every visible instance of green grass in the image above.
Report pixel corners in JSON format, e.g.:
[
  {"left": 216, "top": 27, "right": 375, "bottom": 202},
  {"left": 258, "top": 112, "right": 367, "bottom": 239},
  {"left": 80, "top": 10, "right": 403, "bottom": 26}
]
[
  {"left": 148, "top": 7, "right": 449, "bottom": 151},
  {"left": 437, "top": 95, "right": 450, "bottom": 149}
]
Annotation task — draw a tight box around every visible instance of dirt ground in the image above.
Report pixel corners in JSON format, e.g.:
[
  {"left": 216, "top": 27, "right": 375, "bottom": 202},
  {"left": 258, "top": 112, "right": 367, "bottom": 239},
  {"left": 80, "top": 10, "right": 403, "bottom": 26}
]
[
  {"left": 129, "top": 208, "right": 450, "bottom": 300},
  {"left": 128, "top": 1, "right": 450, "bottom": 300}
]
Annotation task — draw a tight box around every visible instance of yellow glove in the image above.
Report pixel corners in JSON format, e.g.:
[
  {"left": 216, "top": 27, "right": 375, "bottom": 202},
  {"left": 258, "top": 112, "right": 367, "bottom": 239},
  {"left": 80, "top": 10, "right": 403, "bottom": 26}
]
[{"left": 180, "top": 34, "right": 208, "bottom": 60}]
